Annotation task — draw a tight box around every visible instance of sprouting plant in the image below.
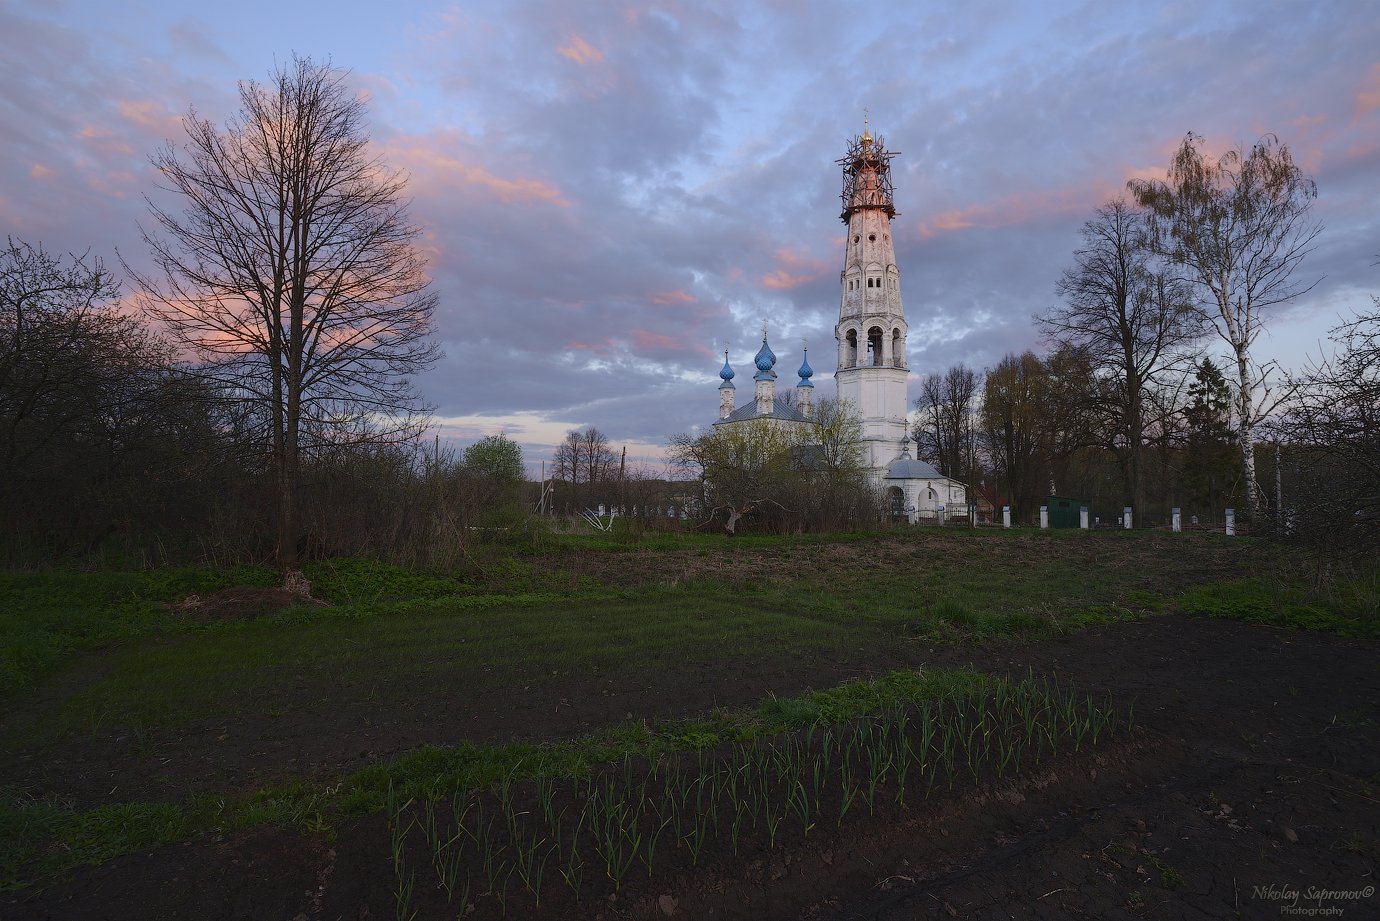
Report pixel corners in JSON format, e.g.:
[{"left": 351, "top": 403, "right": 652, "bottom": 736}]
[
  {"left": 787, "top": 778, "right": 815, "bottom": 838},
  {"left": 642, "top": 806, "right": 672, "bottom": 878},
  {"left": 838, "top": 759, "right": 859, "bottom": 827},
  {"left": 764, "top": 794, "right": 785, "bottom": 849},
  {"left": 438, "top": 842, "right": 468, "bottom": 909},
  {"left": 686, "top": 806, "right": 713, "bottom": 864},
  {"left": 514, "top": 832, "right": 553, "bottom": 907},
  {"left": 385, "top": 781, "right": 419, "bottom": 921},
  {"left": 558, "top": 824, "right": 584, "bottom": 898},
  {"left": 729, "top": 798, "right": 746, "bottom": 854}
]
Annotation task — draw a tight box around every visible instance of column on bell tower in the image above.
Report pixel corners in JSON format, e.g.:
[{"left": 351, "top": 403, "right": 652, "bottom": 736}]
[{"left": 833, "top": 123, "right": 910, "bottom": 477}]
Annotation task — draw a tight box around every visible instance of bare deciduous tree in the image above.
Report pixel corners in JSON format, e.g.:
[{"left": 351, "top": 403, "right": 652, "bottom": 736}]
[
  {"left": 1129, "top": 132, "right": 1320, "bottom": 518},
  {"left": 552, "top": 427, "right": 616, "bottom": 512},
  {"left": 912, "top": 364, "right": 981, "bottom": 484},
  {"left": 981, "top": 349, "right": 1095, "bottom": 519},
  {"left": 129, "top": 56, "right": 439, "bottom": 578},
  {"left": 1275, "top": 301, "right": 1380, "bottom": 557},
  {"left": 1039, "top": 198, "right": 1199, "bottom": 517},
  {"left": 1, "top": 238, "right": 125, "bottom": 478}
]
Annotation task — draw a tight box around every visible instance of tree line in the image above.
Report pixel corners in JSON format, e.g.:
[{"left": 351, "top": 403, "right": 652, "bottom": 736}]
[{"left": 914, "top": 132, "right": 1376, "bottom": 556}]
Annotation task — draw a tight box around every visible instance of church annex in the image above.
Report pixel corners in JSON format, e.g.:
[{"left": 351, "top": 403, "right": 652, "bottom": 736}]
[{"left": 713, "top": 123, "right": 968, "bottom": 523}]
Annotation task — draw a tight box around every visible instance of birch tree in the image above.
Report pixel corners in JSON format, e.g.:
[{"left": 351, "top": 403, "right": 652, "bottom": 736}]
[{"left": 1129, "top": 133, "right": 1320, "bottom": 517}]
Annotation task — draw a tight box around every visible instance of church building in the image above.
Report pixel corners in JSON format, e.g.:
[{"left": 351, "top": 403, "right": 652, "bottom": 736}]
[{"left": 712, "top": 122, "right": 968, "bottom": 523}]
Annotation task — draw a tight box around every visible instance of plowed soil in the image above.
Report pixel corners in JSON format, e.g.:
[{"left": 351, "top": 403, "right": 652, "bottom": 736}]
[{"left": 4, "top": 611, "right": 1377, "bottom": 921}]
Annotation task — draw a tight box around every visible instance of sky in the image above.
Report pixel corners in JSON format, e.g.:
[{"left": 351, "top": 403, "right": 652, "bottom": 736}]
[{"left": 3, "top": 0, "right": 1378, "bottom": 474}]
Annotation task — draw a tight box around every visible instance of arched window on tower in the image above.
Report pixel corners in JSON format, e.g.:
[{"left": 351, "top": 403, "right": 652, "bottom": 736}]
[
  {"left": 891, "top": 328, "right": 905, "bottom": 368},
  {"left": 844, "top": 329, "right": 858, "bottom": 368},
  {"left": 867, "top": 326, "right": 883, "bottom": 366}
]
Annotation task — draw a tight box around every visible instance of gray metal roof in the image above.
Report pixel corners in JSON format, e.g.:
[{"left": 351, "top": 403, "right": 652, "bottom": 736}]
[
  {"left": 884, "top": 455, "right": 944, "bottom": 479},
  {"left": 713, "top": 398, "right": 810, "bottom": 426}
]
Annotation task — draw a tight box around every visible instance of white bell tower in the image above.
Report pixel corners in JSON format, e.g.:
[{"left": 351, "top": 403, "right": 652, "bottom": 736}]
[{"left": 834, "top": 120, "right": 909, "bottom": 476}]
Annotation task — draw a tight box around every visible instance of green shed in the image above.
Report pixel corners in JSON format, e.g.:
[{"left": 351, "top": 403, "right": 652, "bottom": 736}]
[{"left": 1045, "top": 496, "right": 1084, "bottom": 529}]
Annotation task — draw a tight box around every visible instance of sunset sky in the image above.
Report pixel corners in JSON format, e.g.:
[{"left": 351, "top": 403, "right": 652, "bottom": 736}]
[{"left": 4, "top": 0, "right": 1378, "bottom": 472}]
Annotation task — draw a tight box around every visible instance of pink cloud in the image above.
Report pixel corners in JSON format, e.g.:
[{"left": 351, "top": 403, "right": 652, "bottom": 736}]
[
  {"left": 760, "top": 247, "right": 828, "bottom": 290},
  {"left": 116, "top": 98, "right": 181, "bottom": 136},
  {"left": 384, "top": 135, "right": 569, "bottom": 206},
  {"left": 558, "top": 34, "right": 604, "bottom": 65},
  {"left": 78, "top": 124, "right": 134, "bottom": 157},
  {"left": 630, "top": 328, "right": 678, "bottom": 350},
  {"left": 916, "top": 183, "right": 1109, "bottom": 239},
  {"left": 649, "top": 289, "right": 695, "bottom": 305},
  {"left": 30, "top": 163, "right": 54, "bottom": 180}
]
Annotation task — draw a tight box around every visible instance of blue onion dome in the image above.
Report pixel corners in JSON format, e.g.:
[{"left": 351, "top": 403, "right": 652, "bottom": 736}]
[
  {"left": 797, "top": 348, "right": 814, "bottom": 387},
  {"left": 754, "top": 337, "right": 777, "bottom": 371},
  {"left": 719, "top": 351, "right": 735, "bottom": 381}
]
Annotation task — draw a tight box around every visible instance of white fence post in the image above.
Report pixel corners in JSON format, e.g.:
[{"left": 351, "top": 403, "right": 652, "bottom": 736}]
[
  {"left": 1172, "top": 507, "right": 1182, "bottom": 532},
  {"left": 1225, "top": 508, "right": 1235, "bottom": 536},
  {"left": 1080, "top": 506, "right": 1089, "bottom": 530},
  {"left": 1002, "top": 505, "right": 1011, "bottom": 529},
  {"left": 1039, "top": 506, "right": 1049, "bottom": 529},
  {"left": 1123, "top": 507, "right": 1133, "bottom": 530}
]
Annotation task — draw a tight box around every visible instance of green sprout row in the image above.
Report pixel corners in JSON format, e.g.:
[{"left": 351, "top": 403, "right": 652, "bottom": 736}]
[{"left": 385, "top": 673, "right": 1126, "bottom": 918}]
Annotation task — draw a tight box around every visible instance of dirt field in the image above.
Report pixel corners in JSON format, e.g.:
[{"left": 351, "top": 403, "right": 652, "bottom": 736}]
[{"left": 5, "top": 609, "right": 1377, "bottom": 921}]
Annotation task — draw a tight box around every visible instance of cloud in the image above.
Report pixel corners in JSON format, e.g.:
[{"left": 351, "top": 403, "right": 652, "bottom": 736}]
[
  {"left": 387, "top": 135, "right": 570, "bottom": 205},
  {"left": 1355, "top": 62, "right": 1380, "bottom": 121},
  {"left": 649, "top": 289, "right": 696, "bottom": 306},
  {"left": 761, "top": 247, "right": 830, "bottom": 290},
  {"left": 557, "top": 34, "right": 604, "bottom": 65},
  {"left": 115, "top": 98, "right": 183, "bottom": 137},
  {"left": 915, "top": 184, "right": 1104, "bottom": 239}
]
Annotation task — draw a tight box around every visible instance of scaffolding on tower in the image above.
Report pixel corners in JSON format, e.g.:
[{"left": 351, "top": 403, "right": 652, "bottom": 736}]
[{"left": 836, "top": 132, "right": 899, "bottom": 222}]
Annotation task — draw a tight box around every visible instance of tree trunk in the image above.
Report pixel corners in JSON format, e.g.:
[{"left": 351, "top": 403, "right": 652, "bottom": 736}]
[
  {"left": 1234, "top": 347, "right": 1260, "bottom": 518},
  {"left": 1127, "top": 367, "right": 1145, "bottom": 525}
]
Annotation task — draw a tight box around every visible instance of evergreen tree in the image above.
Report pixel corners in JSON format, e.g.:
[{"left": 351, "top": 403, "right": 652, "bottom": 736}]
[{"left": 1181, "top": 359, "right": 1239, "bottom": 511}]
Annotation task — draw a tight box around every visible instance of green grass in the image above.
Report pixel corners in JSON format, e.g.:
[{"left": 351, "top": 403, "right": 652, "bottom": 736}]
[
  {"left": 0, "top": 565, "right": 278, "bottom": 698},
  {"left": 0, "top": 667, "right": 990, "bottom": 889},
  {"left": 4, "top": 586, "right": 859, "bottom": 745},
  {"left": 0, "top": 529, "right": 1297, "bottom": 743},
  {"left": 1178, "top": 575, "right": 1380, "bottom": 638}
]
